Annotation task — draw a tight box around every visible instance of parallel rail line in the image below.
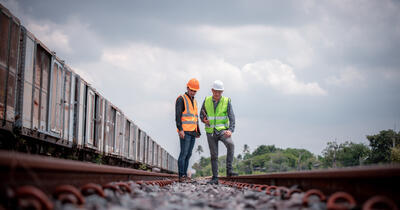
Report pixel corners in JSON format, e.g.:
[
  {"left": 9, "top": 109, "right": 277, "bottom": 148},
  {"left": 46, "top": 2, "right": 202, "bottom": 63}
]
[{"left": 221, "top": 165, "right": 400, "bottom": 208}]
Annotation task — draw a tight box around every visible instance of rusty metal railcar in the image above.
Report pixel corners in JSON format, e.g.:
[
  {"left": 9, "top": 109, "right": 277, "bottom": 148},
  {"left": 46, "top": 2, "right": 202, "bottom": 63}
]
[
  {"left": 1, "top": 2, "right": 177, "bottom": 174},
  {"left": 0, "top": 5, "right": 20, "bottom": 134}
]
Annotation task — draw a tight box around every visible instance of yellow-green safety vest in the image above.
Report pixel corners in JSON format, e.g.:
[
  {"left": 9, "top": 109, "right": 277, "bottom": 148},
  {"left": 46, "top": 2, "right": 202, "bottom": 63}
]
[{"left": 204, "top": 96, "right": 229, "bottom": 133}]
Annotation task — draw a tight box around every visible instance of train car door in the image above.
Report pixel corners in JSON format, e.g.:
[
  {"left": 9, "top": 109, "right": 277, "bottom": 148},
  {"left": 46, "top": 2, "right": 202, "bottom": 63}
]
[
  {"left": 114, "top": 110, "right": 123, "bottom": 155},
  {"left": 74, "top": 77, "right": 86, "bottom": 146},
  {"left": 18, "top": 33, "right": 35, "bottom": 130},
  {"left": 68, "top": 73, "right": 76, "bottom": 143},
  {"left": 85, "top": 87, "right": 95, "bottom": 147},
  {"left": 95, "top": 95, "right": 105, "bottom": 152},
  {"left": 62, "top": 68, "right": 71, "bottom": 141},
  {"left": 48, "top": 58, "right": 63, "bottom": 137},
  {"left": 124, "top": 120, "right": 130, "bottom": 158},
  {"left": 129, "top": 123, "right": 136, "bottom": 161},
  {"left": 0, "top": 8, "right": 19, "bottom": 128},
  {"left": 32, "top": 44, "right": 51, "bottom": 132}
]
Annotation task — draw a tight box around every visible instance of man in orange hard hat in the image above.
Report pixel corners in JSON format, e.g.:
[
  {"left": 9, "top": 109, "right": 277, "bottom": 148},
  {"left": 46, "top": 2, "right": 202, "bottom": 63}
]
[{"left": 175, "top": 78, "right": 201, "bottom": 182}]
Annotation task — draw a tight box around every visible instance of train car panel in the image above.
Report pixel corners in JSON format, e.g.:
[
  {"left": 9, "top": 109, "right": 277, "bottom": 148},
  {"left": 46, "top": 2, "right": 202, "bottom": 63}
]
[
  {"left": 123, "top": 119, "right": 130, "bottom": 158},
  {"left": 96, "top": 95, "right": 105, "bottom": 152},
  {"left": 38, "top": 47, "right": 51, "bottom": 132},
  {"left": 152, "top": 140, "right": 157, "bottom": 167},
  {"left": 158, "top": 145, "right": 161, "bottom": 168},
  {"left": 0, "top": 8, "right": 19, "bottom": 127},
  {"left": 30, "top": 44, "right": 51, "bottom": 132},
  {"left": 68, "top": 73, "right": 76, "bottom": 143},
  {"left": 113, "top": 110, "right": 124, "bottom": 156},
  {"left": 104, "top": 102, "right": 116, "bottom": 154},
  {"left": 153, "top": 142, "right": 158, "bottom": 167},
  {"left": 75, "top": 77, "right": 86, "bottom": 145},
  {"left": 85, "top": 87, "right": 95, "bottom": 146},
  {"left": 147, "top": 137, "right": 153, "bottom": 166},
  {"left": 138, "top": 129, "right": 144, "bottom": 162},
  {"left": 128, "top": 123, "right": 136, "bottom": 161},
  {"left": 62, "top": 68, "right": 71, "bottom": 141},
  {"left": 0, "top": 7, "right": 20, "bottom": 127},
  {"left": 19, "top": 35, "right": 35, "bottom": 129},
  {"left": 49, "top": 59, "right": 63, "bottom": 136},
  {"left": 143, "top": 132, "right": 148, "bottom": 164}
]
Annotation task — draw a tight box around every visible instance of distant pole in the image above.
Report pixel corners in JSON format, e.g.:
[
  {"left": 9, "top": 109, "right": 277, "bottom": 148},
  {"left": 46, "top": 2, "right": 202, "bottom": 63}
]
[{"left": 394, "top": 123, "right": 397, "bottom": 148}]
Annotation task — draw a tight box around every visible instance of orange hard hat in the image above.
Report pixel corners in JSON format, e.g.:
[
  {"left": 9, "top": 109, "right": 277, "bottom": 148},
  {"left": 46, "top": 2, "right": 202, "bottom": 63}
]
[{"left": 187, "top": 78, "right": 200, "bottom": 91}]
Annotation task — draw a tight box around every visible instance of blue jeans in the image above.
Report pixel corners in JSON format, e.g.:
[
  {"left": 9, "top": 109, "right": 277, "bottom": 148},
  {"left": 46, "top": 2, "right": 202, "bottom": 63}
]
[{"left": 178, "top": 134, "right": 196, "bottom": 177}]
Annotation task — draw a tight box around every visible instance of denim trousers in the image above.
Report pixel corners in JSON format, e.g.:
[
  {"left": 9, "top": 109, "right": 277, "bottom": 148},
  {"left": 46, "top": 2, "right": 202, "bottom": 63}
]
[{"left": 178, "top": 133, "right": 196, "bottom": 177}]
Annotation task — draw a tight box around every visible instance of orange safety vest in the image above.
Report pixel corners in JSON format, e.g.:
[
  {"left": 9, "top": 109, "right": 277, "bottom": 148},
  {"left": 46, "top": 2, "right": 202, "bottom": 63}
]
[{"left": 178, "top": 94, "right": 198, "bottom": 132}]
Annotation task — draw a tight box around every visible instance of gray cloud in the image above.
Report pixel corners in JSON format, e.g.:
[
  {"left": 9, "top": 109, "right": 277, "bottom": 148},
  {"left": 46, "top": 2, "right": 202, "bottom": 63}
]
[{"left": 2, "top": 0, "right": 399, "bottom": 161}]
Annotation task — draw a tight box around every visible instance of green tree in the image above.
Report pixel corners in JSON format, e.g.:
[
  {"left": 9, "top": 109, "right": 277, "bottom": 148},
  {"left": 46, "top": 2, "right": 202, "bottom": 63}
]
[
  {"left": 367, "top": 130, "right": 400, "bottom": 163},
  {"left": 252, "top": 145, "right": 278, "bottom": 157},
  {"left": 237, "top": 154, "right": 242, "bottom": 160},
  {"left": 243, "top": 144, "right": 250, "bottom": 154},
  {"left": 196, "top": 145, "right": 203, "bottom": 156},
  {"left": 391, "top": 146, "right": 400, "bottom": 163},
  {"left": 322, "top": 141, "right": 339, "bottom": 168},
  {"left": 243, "top": 144, "right": 251, "bottom": 160},
  {"left": 339, "top": 142, "right": 370, "bottom": 166},
  {"left": 321, "top": 141, "right": 370, "bottom": 168}
]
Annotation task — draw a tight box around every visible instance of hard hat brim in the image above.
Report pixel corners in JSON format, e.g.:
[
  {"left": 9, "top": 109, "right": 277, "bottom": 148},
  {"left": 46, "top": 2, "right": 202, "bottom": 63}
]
[{"left": 188, "top": 86, "right": 200, "bottom": 91}]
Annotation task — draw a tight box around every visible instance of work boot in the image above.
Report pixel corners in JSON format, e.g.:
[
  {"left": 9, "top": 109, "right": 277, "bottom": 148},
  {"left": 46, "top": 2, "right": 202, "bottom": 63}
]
[
  {"left": 208, "top": 177, "right": 219, "bottom": 185},
  {"left": 227, "top": 171, "right": 238, "bottom": 177},
  {"left": 185, "top": 176, "right": 192, "bottom": 182},
  {"left": 179, "top": 175, "right": 186, "bottom": 182}
]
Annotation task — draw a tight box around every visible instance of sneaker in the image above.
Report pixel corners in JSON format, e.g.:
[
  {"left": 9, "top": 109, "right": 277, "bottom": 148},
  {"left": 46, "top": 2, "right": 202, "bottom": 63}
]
[
  {"left": 227, "top": 172, "right": 238, "bottom": 177},
  {"left": 208, "top": 177, "right": 219, "bottom": 185}
]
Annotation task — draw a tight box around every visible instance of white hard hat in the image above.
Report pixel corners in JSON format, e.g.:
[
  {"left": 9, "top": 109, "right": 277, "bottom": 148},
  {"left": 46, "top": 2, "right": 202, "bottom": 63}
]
[{"left": 212, "top": 80, "right": 224, "bottom": 91}]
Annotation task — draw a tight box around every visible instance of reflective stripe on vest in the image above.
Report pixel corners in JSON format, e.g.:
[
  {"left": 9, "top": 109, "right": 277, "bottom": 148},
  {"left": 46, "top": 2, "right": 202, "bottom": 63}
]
[
  {"left": 204, "top": 96, "right": 229, "bottom": 133},
  {"left": 179, "top": 94, "right": 198, "bottom": 132}
]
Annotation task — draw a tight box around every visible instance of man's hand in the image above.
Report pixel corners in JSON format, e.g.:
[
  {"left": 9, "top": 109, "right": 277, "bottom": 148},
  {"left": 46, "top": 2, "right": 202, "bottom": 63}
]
[
  {"left": 179, "top": 130, "right": 185, "bottom": 139},
  {"left": 224, "top": 130, "right": 232, "bottom": 138},
  {"left": 203, "top": 117, "right": 210, "bottom": 126}
]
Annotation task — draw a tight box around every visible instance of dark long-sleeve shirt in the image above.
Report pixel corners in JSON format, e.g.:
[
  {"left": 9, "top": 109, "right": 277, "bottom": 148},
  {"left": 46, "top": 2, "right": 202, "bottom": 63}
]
[
  {"left": 175, "top": 93, "right": 201, "bottom": 137},
  {"left": 200, "top": 97, "right": 235, "bottom": 135}
]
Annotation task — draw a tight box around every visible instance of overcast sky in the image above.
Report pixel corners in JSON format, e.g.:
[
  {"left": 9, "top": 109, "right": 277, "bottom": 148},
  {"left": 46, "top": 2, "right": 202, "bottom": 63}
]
[{"left": 3, "top": 0, "right": 400, "bottom": 167}]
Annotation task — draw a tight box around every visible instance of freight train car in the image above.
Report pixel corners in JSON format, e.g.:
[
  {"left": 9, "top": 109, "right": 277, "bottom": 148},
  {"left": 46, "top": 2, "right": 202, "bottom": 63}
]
[{"left": 0, "top": 3, "right": 177, "bottom": 174}]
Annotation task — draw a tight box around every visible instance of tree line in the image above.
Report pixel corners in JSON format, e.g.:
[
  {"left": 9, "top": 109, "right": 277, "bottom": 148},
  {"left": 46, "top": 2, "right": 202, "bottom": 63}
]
[{"left": 192, "top": 129, "right": 400, "bottom": 177}]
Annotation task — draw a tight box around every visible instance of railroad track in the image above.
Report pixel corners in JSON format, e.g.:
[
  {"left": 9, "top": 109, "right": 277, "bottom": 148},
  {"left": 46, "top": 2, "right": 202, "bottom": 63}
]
[
  {"left": 1, "top": 150, "right": 399, "bottom": 209},
  {"left": 0, "top": 150, "right": 177, "bottom": 209},
  {"left": 220, "top": 165, "right": 400, "bottom": 209}
]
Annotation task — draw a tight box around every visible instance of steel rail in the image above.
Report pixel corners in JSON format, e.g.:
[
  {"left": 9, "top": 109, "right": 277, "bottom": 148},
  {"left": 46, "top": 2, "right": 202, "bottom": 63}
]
[
  {"left": 220, "top": 165, "right": 400, "bottom": 206},
  {"left": 0, "top": 150, "right": 177, "bottom": 194}
]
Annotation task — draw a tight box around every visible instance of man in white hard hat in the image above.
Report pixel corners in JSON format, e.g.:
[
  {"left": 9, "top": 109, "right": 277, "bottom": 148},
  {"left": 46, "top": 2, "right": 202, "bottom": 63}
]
[{"left": 200, "top": 80, "right": 238, "bottom": 185}]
